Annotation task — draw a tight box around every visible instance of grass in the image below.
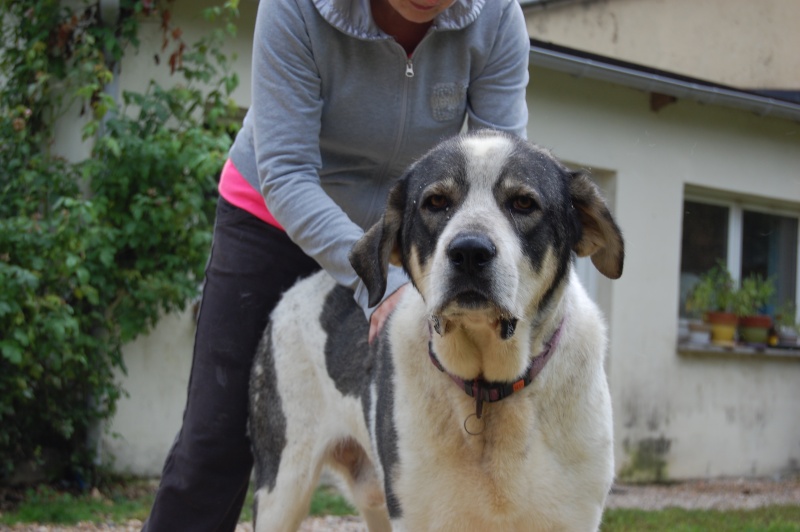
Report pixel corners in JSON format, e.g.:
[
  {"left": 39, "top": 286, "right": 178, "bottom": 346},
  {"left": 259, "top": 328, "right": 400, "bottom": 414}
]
[
  {"left": 0, "top": 480, "right": 355, "bottom": 527},
  {"left": 603, "top": 506, "right": 800, "bottom": 531},
  {"left": 0, "top": 482, "right": 156, "bottom": 525},
  {"left": 308, "top": 485, "right": 357, "bottom": 516},
  {"left": 0, "top": 480, "right": 798, "bottom": 530}
]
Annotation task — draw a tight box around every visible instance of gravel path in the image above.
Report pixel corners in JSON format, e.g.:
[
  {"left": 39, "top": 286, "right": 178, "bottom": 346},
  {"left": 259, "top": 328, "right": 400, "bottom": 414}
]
[
  {"left": 3, "top": 478, "right": 799, "bottom": 531},
  {"left": 607, "top": 477, "right": 800, "bottom": 510}
]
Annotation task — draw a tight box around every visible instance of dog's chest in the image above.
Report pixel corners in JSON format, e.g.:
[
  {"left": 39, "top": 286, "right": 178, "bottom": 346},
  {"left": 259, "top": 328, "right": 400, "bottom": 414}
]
[
  {"left": 386, "top": 352, "right": 559, "bottom": 526},
  {"left": 392, "top": 393, "right": 571, "bottom": 529},
  {"left": 379, "top": 294, "right": 610, "bottom": 529}
]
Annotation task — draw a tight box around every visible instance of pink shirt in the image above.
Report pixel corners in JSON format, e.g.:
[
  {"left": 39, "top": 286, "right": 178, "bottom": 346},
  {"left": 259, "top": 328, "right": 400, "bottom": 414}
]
[{"left": 218, "top": 159, "right": 283, "bottom": 230}]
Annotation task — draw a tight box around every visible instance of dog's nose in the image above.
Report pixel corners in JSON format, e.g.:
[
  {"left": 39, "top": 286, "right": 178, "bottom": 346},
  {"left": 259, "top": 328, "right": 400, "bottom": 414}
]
[{"left": 447, "top": 234, "right": 496, "bottom": 274}]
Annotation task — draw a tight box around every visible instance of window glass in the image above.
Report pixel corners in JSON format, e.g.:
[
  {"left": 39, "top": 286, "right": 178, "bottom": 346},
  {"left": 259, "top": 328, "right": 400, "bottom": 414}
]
[
  {"left": 679, "top": 201, "right": 729, "bottom": 316},
  {"left": 741, "top": 210, "right": 798, "bottom": 312}
]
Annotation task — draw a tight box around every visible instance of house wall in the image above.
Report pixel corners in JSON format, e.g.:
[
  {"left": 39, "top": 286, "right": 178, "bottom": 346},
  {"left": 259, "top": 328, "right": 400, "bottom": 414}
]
[
  {"left": 117, "top": 0, "right": 256, "bottom": 106},
  {"left": 101, "top": 310, "right": 195, "bottom": 475},
  {"left": 526, "top": 67, "right": 800, "bottom": 479},
  {"left": 525, "top": 0, "right": 800, "bottom": 89}
]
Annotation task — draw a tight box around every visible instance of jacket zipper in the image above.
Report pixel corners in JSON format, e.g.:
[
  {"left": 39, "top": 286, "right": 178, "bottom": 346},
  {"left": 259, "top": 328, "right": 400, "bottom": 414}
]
[
  {"left": 381, "top": 32, "right": 433, "bottom": 186},
  {"left": 387, "top": 51, "right": 415, "bottom": 178}
]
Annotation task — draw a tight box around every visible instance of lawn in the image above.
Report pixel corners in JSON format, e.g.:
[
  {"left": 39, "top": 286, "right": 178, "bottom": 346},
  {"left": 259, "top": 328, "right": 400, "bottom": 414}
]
[
  {"left": 1, "top": 480, "right": 799, "bottom": 530},
  {"left": 604, "top": 506, "right": 800, "bottom": 531},
  {"left": 0, "top": 480, "right": 353, "bottom": 527}
]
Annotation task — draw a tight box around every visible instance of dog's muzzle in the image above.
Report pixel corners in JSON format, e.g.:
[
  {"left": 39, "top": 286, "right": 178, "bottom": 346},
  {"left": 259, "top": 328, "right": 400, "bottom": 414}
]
[{"left": 431, "top": 232, "right": 519, "bottom": 339}]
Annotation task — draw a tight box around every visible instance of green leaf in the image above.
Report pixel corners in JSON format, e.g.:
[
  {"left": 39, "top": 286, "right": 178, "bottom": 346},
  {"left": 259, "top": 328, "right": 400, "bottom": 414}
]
[
  {"left": 103, "top": 137, "right": 122, "bottom": 158},
  {"left": 0, "top": 301, "right": 14, "bottom": 317},
  {"left": 66, "top": 254, "right": 81, "bottom": 269},
  {"left": 13, "top": 329, "right": 29, "bottom": 347},
  {"left": 1, "top": 342, "right": 24, "bottom": 365},
  {"left": 75, "top": 266, "right": 90, "bottom": 285}
]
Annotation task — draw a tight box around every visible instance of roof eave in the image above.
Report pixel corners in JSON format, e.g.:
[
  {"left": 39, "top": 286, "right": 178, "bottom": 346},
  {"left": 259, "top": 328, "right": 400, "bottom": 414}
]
[
  {"left": 518, "top": 0, "right": 588, "bottom": 10},
  {"left": 530, "top": 42, "right": 800, "bottom": 123}
]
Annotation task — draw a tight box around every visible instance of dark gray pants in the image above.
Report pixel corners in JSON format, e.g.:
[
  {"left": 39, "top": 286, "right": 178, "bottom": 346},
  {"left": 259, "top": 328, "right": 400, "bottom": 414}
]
[{"left": 143, "top": 198, "right": 320, "bottom": 531}]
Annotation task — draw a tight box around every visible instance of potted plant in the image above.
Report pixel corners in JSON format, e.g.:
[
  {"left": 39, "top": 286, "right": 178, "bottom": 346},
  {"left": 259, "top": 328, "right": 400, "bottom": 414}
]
[
  {"left": 734, "top": 274, "right": 775, "bottom": 345},
  {"left": 686, "top": 261, "right": 738, "bottom": 346},
  {"left": 774, "top": 301, "right": 799, "bottom": 347}
]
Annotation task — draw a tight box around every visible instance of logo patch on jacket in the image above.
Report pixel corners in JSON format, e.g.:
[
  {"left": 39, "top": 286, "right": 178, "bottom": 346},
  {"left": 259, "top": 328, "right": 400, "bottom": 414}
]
[{"left": 431, "top": 82, "right": 466, "bottom": 122}]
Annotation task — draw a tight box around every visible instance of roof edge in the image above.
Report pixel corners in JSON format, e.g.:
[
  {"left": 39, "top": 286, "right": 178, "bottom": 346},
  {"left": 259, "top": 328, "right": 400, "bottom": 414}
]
[
  {"left": 529, "top": 39, "right": 800, "bottom": 123},
  {"left": 518, "top": 0, "right": 592, "bottom": 10}
]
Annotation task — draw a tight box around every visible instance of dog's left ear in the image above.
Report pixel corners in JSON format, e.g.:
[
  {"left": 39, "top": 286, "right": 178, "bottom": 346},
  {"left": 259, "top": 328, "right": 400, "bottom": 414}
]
[
  {"left": 569, "top": 171, "right": 625, "bottom": 279},
  {"left": 349, "top": 179, "right": 407, "bottom": 307}
]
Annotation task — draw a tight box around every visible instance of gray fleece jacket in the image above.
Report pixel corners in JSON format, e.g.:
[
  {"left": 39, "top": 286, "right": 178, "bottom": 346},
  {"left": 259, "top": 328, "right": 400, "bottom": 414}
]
[{"left": 228, "top": 0, "right": 529, "bottom": 317}]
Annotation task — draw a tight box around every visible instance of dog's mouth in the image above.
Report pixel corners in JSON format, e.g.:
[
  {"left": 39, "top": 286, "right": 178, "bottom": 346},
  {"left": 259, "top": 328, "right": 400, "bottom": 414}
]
[
  {"left": 432, "top": 290, "right": 519, "bottom": 340},
  {"left": 436, "top": 288, "right": 496, "bottom": 315},
  {"left": 454, "top": 290, "right": 491, "bottom": 309}
]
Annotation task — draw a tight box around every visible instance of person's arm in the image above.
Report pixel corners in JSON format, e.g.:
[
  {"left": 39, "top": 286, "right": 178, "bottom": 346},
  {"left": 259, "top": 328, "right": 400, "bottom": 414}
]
[
  {"left": 250, "top": 0, "right": 407, "bottom": 318},
  {"left": 466, "top": 1, "right": 529, "bottom": 137}
]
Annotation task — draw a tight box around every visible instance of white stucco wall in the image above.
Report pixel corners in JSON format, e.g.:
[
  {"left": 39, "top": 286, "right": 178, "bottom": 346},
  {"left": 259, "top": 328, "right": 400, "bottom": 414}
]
[
  {"left": 526, "top": 0, "right": 800, "bottom": 89},
  {"left": 118, "top": 0, "right": 256, "bottom": 108},
  {"left": 526, "top": 67, "right": 800, "bottom": 479},
  {"left": 102, "top": 310, "right": 195, "bottom": 475}
]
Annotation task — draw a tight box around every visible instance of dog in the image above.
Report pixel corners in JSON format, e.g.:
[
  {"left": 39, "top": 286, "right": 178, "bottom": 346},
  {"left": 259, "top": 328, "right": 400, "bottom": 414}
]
[{"left": 248, "top": 130, "right": 624, "bottom": 531}]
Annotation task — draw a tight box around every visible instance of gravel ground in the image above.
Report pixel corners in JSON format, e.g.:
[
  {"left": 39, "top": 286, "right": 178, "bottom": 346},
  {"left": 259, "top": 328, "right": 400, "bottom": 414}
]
[{"left": 2, "top": 477, "right": 799, "bottom": 531}]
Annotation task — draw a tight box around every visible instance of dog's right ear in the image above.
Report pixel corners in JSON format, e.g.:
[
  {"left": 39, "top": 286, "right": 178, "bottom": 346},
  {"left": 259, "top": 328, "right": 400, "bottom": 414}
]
[{"left": 349, "top": 178, "right": 407, "bottom": 307}]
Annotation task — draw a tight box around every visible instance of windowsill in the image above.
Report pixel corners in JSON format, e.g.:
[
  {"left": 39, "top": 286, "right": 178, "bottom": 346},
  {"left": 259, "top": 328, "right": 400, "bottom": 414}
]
[{"left": 678, "top": 341, "right": 800, "bottom": 360}]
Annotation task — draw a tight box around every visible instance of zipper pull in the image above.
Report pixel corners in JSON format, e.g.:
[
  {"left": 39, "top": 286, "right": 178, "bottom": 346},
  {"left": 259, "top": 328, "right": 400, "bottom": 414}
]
[{"left": 405, "top": 59, "right": 414, "bottom": 78}]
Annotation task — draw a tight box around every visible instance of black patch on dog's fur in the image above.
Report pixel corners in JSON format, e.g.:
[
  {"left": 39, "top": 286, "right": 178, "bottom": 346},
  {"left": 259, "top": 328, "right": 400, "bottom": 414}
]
[
  {"left": 321, "top": 285, "right": 372, "bottom": 399},
  {"left": 373, "top": 326, "right": 403, "bottom": 519},
  {"left": 398, "top": 140, "right": 469, "bottom": 287},
  {"left": 499, "top": 143, "right": 577, "bottom": 313},
  {"left": 248, "top": 323, "right": 287, "bottom": 494},
  {"left": 321, "top": 284, "right": 403, "bottom": 518}
]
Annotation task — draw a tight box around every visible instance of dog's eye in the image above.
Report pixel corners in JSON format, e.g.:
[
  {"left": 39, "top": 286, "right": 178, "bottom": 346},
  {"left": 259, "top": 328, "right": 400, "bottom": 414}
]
[
  {"left": 509, "top": 196, "right": 537, "bottom": 214},
  {"left": 424, "top": 194, "right": 450, "bottom": 212}
]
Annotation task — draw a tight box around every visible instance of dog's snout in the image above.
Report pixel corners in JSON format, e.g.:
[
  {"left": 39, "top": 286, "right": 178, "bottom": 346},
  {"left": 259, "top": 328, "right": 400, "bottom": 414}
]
[{"left": 447, "top": 234, "right": 496, "bottom": 274}]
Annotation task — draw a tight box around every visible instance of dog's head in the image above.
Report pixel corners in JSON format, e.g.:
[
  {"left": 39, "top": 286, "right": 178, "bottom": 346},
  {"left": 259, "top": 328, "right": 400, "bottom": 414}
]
[{"left": 350, "top": 131, "right": 623, "bottom": 379}]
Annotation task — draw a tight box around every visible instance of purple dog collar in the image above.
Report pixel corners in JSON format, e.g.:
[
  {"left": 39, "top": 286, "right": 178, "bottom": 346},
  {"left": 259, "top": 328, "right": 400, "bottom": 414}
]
[{"left": 428, "top": 318, "right": 564, "bottom": 419}]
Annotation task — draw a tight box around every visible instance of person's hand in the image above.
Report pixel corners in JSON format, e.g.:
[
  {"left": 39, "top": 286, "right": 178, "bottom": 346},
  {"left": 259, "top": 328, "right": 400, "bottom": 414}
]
[{"left": 369, "top": 284, "right": 409, "bottom": 344}]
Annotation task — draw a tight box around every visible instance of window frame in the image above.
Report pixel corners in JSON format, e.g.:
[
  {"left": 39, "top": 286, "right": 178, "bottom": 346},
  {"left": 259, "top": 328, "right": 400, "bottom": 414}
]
[{"left": 683, "top": 191, "right": 800, "bottom": 316}]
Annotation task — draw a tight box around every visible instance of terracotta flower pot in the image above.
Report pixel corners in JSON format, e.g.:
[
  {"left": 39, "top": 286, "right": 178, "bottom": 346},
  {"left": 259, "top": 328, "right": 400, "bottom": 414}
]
[
  {"left": 705, "top": 311, "right": 738, "bottom": 345},
  {"left": 739, "top": 315, "right": 772, "bottom": 345}
]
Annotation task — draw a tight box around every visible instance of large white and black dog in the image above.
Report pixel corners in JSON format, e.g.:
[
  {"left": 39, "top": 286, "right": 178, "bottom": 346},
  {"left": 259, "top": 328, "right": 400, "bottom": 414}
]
[{"left": 249, "top": 130, "right": 624, "bottom": 531}]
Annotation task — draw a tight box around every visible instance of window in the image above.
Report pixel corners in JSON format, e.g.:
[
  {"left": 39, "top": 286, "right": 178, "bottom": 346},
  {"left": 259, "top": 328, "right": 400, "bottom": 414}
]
[
  {"left": 741, "top": 211, "right": 798, "bottom": 308},
  {"left": 679, "top": 196, "right": 799, "bottom": 318}
]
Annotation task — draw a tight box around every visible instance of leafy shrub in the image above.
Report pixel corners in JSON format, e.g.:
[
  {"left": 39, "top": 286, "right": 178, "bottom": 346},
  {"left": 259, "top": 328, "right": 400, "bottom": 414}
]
[{"left": 0, "top": 0, "right": 240, "bottom": 482}]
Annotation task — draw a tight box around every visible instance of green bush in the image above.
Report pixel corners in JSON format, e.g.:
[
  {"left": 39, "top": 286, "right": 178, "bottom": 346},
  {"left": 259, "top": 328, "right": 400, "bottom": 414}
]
[{"left": 0, "top": 0, "right": 240, "bottom": 482}]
